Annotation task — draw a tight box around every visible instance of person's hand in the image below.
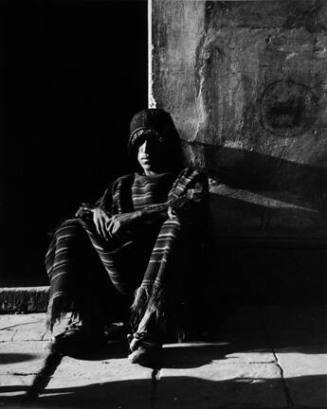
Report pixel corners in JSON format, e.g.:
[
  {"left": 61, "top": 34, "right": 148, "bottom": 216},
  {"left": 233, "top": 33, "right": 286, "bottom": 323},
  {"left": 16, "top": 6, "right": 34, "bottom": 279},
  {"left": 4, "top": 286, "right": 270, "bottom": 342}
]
[
  {"left": 93, "top": 207, "right": 112, "bottom": 240},
  {"left": 106, "top": 213, "right": 139, "bottom": 236}
]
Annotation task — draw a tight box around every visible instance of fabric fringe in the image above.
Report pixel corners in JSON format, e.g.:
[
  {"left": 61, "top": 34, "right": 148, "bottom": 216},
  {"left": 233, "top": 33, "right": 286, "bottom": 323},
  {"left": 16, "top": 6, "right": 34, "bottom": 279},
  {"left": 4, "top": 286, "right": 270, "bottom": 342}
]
[
  {"left": 131, "top": 285, "right": 151, "bottom": 318},
  {"left": 46, "top": 295, "right": 73, "bottom": 332},
  {"left": 146, "top": 286, "right": 167, "bottom": 321},
  {"left": 130, "top": 284, "right": 167, "bottom": 332}
]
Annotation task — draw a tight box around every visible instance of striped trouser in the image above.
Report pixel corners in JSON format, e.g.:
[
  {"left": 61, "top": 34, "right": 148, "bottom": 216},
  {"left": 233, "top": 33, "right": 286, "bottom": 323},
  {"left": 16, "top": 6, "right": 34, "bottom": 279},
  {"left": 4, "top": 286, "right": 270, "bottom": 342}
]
[
  {"left": 46, "top": 216, "right": 189, "bottom": 333},
  {"left": 45, "top": 217, "right": 134, "bottom": 329},
  {"left": 130, "top": 218, "right": 190, "bottom": 336}
]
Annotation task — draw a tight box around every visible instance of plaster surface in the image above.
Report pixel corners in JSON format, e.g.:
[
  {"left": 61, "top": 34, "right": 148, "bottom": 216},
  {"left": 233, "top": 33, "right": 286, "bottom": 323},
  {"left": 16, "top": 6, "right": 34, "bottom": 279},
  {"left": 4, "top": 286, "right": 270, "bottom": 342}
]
[{"left": 151, "top": 0, "right": 327, "bottom": 237}]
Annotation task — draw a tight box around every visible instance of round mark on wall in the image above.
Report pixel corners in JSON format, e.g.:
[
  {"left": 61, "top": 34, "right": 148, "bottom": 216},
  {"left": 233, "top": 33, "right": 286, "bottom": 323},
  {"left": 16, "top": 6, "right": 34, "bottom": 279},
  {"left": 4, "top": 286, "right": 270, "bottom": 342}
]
[{"left": 260, "top": 80, "right": 318, "bottom": 137}]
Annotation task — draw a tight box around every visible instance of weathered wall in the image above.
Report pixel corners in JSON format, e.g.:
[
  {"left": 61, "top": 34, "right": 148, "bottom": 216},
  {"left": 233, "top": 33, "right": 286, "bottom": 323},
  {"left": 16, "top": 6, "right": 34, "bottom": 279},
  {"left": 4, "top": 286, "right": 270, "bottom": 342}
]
[{"left": 151, "top": 0, "right": 327, "bottom": 239}]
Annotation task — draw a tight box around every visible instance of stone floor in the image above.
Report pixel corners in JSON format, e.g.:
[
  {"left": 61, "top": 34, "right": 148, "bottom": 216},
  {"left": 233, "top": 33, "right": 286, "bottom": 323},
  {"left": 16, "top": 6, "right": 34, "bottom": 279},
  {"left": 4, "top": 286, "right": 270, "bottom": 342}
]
[{"left": 0, "top": 306, "right": 326, "bottom": 409}]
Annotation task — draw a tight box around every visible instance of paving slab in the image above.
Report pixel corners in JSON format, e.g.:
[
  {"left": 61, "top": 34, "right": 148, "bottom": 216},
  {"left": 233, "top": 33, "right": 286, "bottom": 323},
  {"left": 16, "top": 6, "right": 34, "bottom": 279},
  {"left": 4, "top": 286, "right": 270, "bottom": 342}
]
[
  {"left": 0, "top": 341, "right": 154, "bottom": 409},
  {"left": 0, "top": 341, "right": 51, "bottom": 376},
  {"left": 157, "top": 342, "right": 286, "bottom": 409},
  {"left": 0, "top": 314, "right": 44, "bottom": 331},
  {"left": 36, "top": 357, "right": 155, "bottom": 409},
  {"left": 0, "top": 314, "right": 155, "bottom": 409},
  {"left": 274, "top": 352, "right": 327, "bottom": 409},
  {"left": 0, "top": 314, "right": 48, "bottom": 343},
  {"left": 1, "top": 307, "right": 326, "bottom": 409},
  {"left": 263, "top": 306, "right": 327, "bottom": 409}
]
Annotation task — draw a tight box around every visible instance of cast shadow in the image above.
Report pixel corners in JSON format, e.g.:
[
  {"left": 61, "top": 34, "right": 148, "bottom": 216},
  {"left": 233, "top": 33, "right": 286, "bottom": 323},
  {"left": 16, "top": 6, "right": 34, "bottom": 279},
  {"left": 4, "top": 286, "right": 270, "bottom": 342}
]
[
  {"left": 1, "top": 374, "right": 326, "bottom": 409},
  {"left": 0, "top": 353, "right": 38, "bottom": 364},
  {"left": 186, "top": 141, "right": 327, "bottom": 212},
  {"left": 65, "top": 341, "right": 128, "bottom": 361},
  {"left": 208, "top": 192, "right": 327, "bottom": 237},
  {"left": 1, "top": 312, "right": 326, "bottom": 407}
]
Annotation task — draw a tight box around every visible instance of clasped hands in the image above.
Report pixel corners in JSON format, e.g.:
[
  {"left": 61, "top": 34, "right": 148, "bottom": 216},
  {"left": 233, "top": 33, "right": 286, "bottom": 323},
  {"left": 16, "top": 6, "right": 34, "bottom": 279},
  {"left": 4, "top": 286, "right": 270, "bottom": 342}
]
[
  {"left": 92, "top": 208, "right": 139, "bottom": 241},
  {"left": 85, "top": 189, "right": 203, "bottom": 240},
  {"left": 92, "top": 205, "right": 178, "bottom": 240}
]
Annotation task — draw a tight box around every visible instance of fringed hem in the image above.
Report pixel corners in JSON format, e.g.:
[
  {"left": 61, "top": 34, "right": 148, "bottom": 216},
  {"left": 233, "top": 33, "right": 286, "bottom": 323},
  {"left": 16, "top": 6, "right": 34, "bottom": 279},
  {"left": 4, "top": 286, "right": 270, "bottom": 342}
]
[
  {"left": 130, "top": 284, "right": 167, "bottom": 333},
  {"left": 147, "top": 287, "right": 166, "bottom": 320},
  {"left": 130, "top": 285, "right": 150, "bottom": 330},
  {"left": 46, "top": 294, "right": 73, "bottom": 332},
  {"left": 131, "top": 285, "right": 150, "bottom": 313}
]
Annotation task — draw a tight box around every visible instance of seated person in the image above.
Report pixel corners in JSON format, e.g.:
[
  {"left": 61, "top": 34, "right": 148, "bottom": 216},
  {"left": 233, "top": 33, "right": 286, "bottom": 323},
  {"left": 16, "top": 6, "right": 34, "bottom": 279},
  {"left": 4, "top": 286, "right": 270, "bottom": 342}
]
[{"left": 45, "top": 108, "right": 208, "bottom": 365}]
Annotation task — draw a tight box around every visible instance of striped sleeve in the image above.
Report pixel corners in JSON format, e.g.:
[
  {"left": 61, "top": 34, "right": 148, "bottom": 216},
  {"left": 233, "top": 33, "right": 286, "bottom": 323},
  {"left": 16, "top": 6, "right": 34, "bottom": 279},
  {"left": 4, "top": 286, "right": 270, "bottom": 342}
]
[{"left": 168, "top": 167, "right": 208, "bottom": 203}]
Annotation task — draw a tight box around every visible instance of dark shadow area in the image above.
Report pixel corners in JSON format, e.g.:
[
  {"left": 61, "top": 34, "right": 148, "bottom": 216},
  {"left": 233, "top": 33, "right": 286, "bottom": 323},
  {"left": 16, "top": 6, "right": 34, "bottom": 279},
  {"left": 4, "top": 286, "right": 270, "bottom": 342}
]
[
  {"left": 0, "top": 1, "right": 147, "bottom": 287},
  {"left": 182, "top": 142, "right": 327, "bottom": 305},
  {"left": 0, "top": 375, "right": 326, "bottom": 408},
  {"left": 186, "top": 141, "right": 327, "bottom": 211},
  {"left": 64, "top": 341, "right": 128, "bottom": 361},
  {"left": 43, "top": 344, "right": 227, "bottom": 371},
  {"left": 203, "top": 237, "right": 327, "bottom": 305},
  {"left": 0, "top": 353, "right": 38, "bottom": 364},
  {"left": 66, "top": 306, "right": 327, "bottom": 363},
  {"left": 1, "top": 307, "right": 326, "bottom": 406},
  {"left": 262, "top": 306, "right": 327, "bottom": 353},
  {"left": 162, "top": 343, "right": 240, "bottom": 369},
  {"left": 209, "top": 193, "right": 327, "bottom": 238}
]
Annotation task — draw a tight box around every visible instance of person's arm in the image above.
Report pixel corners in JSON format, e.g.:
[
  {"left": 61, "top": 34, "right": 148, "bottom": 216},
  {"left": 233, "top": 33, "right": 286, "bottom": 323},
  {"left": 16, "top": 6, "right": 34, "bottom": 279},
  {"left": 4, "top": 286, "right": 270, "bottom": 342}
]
[
  {"left": 77, "top": 175, "right": 171, "bottom": 238},
  {"left": 74, "top": 180, "right": 115, "bottom": 240},
  {"left": 106, "top": 202, "right": 169, "bottom": 235},
  {"left": 119, "top": 168, "right": 208, "bottom": 224},
  {"left": 75, "top": 204, "right": 112, "bottom": 240},
  {"left": 167, "top": 168, "right": 208, "bottom": 221},
  {"left": 135, "top": 202, "right": 169, "bottom": 222},
  {"left": 120, "top": 168, "right": 208, "bottom": 224}
]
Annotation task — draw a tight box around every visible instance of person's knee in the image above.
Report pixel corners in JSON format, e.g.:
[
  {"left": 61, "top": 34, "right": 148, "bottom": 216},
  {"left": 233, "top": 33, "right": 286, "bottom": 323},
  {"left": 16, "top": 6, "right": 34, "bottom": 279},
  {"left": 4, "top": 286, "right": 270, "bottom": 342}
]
[
  {"left": 53, "top": 219, "right": 87, "bottom": 247},
  {"left": 56, "top": 218, "right": 81, "bottom": 234}
]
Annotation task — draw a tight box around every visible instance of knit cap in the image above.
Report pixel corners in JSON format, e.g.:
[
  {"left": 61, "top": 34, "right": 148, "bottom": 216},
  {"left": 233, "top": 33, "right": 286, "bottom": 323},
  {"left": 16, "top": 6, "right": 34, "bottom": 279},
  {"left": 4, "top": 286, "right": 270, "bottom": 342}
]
[{"left": 128, "top": 108, "right": 178, "bottom": 151}]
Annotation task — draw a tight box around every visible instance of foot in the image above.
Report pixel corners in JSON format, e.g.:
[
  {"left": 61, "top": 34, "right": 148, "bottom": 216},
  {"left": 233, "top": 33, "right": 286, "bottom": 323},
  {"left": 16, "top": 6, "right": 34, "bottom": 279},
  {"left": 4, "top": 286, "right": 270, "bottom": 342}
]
[
  {"left": 128, "top": 344, "right": 162, "bottom": 367},
  {"left": 127, "top": 333, "right": 162, "bottom": 367}
]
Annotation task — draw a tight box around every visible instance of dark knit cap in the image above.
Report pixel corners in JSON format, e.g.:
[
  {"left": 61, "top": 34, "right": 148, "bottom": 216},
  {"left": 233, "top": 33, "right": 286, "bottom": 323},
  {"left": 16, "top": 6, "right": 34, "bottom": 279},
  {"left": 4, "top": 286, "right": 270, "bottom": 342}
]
[{"left": 128, "top": 108, "right": 178, "bottom": 151}]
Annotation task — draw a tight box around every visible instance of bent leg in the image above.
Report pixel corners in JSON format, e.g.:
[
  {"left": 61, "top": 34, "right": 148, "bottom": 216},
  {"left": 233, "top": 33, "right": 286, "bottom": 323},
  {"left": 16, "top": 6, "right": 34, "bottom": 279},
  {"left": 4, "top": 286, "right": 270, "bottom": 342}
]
[
  {"left": 130, "top": 218, "right": 184, "bottom": 345},
  {"left": 46, "top": 218, "right": 127, "bottom": 331},
  {"left": 46, "top": 218, "right": 83, "bottom": 329}
]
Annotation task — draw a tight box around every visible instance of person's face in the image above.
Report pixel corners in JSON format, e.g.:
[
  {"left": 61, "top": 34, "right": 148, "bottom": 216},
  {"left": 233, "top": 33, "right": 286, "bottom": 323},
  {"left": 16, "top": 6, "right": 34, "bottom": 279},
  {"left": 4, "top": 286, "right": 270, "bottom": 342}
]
[{"left": 137, "top": 137, "right": 161, "bottom": 173}]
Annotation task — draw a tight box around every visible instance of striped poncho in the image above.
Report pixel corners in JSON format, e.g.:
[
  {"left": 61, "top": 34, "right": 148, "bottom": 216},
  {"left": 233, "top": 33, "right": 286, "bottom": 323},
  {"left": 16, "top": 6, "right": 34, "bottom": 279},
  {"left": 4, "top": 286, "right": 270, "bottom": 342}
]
[{"left": 45, "top": 167, "right": 208, "bottom": 337}]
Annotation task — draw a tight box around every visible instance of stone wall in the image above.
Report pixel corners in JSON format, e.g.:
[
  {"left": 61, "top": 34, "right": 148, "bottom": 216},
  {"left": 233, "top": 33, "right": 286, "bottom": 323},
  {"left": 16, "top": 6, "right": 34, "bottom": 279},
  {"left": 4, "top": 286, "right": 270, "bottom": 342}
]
[{"left": 151, "top": 0, "right": 327, "bottom": 239}]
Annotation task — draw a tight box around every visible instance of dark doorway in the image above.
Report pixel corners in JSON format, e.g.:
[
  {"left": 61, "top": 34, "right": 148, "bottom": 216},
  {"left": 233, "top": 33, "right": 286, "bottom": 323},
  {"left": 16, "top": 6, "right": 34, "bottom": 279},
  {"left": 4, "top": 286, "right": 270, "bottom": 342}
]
[{"left": 0, "top": 1, "right": 148, "bottom": 286}]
